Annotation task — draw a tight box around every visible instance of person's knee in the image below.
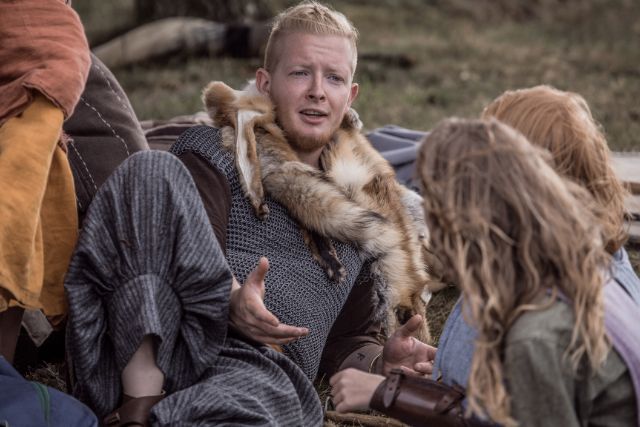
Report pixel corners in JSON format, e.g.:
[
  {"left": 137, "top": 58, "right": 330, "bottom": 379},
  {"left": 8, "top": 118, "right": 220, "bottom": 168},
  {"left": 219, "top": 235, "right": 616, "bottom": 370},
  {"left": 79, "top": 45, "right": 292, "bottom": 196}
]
[
  {"left": 103, "top": 151, "right": 196, "bottom": 204},
  {"left": 119, "top": 150, "right": 188, "bottom": 180}
]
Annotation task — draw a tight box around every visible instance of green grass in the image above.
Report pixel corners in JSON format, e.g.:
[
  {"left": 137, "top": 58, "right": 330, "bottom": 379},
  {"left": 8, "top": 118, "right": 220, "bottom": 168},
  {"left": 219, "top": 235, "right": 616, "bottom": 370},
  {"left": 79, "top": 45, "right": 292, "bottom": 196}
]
[{"left": 75, "top": 0, "right": 640, "bottom": 150}]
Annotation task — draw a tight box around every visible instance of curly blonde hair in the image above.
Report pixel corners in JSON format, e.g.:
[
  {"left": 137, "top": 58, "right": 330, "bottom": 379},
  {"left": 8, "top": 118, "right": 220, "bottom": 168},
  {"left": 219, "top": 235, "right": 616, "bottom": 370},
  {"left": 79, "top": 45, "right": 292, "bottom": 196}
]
[
  {"left": 482, "top": 85, "right": 628, "bottom": 253},
  {"left": 417, "top": 118, "right": 609, "bottom": 426}
]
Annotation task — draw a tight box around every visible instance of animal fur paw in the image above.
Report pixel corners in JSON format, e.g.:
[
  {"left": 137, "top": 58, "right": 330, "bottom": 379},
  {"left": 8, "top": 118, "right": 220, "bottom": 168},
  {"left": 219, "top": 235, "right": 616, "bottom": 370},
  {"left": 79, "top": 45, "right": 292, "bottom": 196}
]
[
  {"left": 325, "top": 262, "right": 347, "bottom": 284},
  {"left": 395, "top": 305, "right": 415, "bottom": 326},
  {"left": 256, "top": 202, "right": 269, "bottom": 220},
  {"left": 340, "top": 108, "right": 363, "bottom": 131}
]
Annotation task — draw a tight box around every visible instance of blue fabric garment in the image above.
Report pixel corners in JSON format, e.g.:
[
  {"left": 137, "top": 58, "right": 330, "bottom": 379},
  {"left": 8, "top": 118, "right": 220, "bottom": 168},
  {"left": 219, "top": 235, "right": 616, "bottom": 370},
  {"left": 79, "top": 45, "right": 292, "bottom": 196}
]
[
  {"left": 432, "top": 297, "right": 475, "bottom": 388},
  {"left": 612, "top": 247, "right": 640, "bottom": 305},
  {"left": 0, "top": 356, "right": 97, "bottom": 427},
  {"left": 366, "top": 125, "right": 428, "bottom": 192},
  {"left": 434, "top": 249, "right": 640, "bottom": 387}
]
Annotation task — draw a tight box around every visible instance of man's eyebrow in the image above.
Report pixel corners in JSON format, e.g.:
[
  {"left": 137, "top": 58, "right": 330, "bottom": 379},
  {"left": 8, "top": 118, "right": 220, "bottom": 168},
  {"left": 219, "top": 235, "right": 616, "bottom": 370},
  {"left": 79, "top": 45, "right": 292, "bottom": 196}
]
[
  {"left": 284, "top": 62, "right": 310, "bottom": 70},
  {"left": 325, "top": 67, "right": 342, "bottom": 73},
  {"left": 282, "top": 63, "right": 350, "bottom": 75},
  {"left": 325, "top": 66, "right": 350, "bottom": 75}
]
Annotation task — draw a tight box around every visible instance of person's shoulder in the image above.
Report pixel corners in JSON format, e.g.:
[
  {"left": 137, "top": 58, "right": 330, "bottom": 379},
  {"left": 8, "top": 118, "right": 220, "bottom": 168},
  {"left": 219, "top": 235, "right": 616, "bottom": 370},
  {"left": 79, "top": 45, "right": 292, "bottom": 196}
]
[
  {"left": 170, "top": 125, "right": 225, "bottom": 158},
  {"left": 605, "top": 247, "right": 640, "bottom": 305},
  {"left": 172, "top": 125, "right": 222, "bottom": 149},
  {"left": 170, "top": 125, "right": 239, "bottom": 181},
  {"left": 506, "top": 299, "right": 573, "bottom": 345}
]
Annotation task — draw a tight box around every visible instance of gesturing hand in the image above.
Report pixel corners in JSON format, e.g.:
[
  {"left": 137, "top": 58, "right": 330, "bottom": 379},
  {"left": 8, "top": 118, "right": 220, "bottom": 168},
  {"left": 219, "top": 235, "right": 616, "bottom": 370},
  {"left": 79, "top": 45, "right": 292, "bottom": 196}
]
[
  {"left": 229, "top": 257, "right": 309, "bottom": 345},
  {"left": 382, "top": 314, "right": 436, "bottom": 376},
  {"left": 329, "top": 368, "right": 384, "bottom": 413}
]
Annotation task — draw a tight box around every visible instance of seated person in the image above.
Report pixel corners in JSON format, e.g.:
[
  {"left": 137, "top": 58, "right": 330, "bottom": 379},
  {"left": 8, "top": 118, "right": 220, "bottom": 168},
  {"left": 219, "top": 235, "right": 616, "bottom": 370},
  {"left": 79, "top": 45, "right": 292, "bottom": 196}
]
[
  {"left": 434, "top": 85, "right": 640, "bottom": 394},
  {"left": 482, "top": 85, "right": 640, "bottom": 303},
  {"left": 330, "top": 118, "right": 639, "bottom": 427},
  {"left": 0, "top": 1, "right": 97, "bottom": 425},
  {"left": 64, "top": 2, "right": 435, "bottom": 425}
]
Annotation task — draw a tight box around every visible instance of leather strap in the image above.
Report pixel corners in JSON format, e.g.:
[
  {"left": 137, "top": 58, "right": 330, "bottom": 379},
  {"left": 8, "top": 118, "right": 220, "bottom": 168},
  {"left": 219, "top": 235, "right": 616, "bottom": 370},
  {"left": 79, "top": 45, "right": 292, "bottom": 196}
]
[
  {"left": 382, "top": 369, "right": 402, "bottom": 407},
  {"left": 370, "top": 369, "right": 484, "bottom": 427}
]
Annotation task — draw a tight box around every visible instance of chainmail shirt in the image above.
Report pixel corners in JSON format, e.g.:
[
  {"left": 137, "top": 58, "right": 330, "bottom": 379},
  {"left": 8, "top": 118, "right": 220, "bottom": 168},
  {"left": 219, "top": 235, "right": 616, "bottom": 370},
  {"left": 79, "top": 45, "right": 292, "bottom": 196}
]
[{"left": 171, "top": 125, "right": 368, "bottom": 380}]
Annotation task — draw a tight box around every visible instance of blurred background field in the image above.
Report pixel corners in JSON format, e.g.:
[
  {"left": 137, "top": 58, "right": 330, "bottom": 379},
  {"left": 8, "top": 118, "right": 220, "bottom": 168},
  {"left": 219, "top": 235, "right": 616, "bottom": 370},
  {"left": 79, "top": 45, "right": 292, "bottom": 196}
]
[{"left": 73, "top": 0, "right": 640, "bottom": 150}]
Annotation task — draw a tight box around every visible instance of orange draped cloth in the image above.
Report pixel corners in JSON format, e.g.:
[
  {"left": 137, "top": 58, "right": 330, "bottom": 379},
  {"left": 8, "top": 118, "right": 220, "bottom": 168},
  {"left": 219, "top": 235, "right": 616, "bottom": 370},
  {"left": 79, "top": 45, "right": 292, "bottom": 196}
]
[
  {"left": 0, "top": 0, "right": 90, "bottom": 125},
  {"left": 0, "top": 0, "right": 89, "bottom": 316},
  {"left": 0, "top": 96, "right": 78, "bottom": 316}
]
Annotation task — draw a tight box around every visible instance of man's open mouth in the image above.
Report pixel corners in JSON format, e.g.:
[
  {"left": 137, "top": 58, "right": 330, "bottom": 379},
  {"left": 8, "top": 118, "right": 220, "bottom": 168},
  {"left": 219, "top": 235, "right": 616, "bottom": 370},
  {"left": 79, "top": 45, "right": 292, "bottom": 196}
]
[{"left": 300, "top": 109, "right": 328, "bottom": 117}]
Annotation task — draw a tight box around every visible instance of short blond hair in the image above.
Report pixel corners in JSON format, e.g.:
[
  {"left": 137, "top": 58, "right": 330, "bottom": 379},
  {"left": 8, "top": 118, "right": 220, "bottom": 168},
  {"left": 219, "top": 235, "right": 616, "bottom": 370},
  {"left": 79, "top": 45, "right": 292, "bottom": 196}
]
[{"left": 263, "top": 1, "right": 358, "bottom": 75}]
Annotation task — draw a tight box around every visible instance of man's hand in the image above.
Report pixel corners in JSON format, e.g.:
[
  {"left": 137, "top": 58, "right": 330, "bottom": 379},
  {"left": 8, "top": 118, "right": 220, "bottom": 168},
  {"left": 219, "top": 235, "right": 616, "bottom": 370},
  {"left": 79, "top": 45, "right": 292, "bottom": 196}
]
[
  {"left": 229, "top": 257, "right": 309, "bottom": 345},
  {"left": 330, "top": 368, "right": 384, "bottom": 413},
  {"left": 382, "top": 314, "right": 436, "bottom": 376}
]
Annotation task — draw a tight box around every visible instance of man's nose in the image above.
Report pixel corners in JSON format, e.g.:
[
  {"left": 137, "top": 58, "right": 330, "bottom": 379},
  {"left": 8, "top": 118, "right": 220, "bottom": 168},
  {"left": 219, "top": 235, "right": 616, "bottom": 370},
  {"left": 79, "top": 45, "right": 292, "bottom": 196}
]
[{"left": 306, "top": 76, "right": 326, "bottom": 101}]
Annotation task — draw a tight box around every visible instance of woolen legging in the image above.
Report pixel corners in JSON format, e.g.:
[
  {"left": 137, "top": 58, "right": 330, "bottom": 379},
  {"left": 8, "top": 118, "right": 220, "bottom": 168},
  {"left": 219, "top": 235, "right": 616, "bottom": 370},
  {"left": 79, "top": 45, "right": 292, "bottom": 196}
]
[{"left": 65, "top": 151, "right": 321, "bottom": 426}]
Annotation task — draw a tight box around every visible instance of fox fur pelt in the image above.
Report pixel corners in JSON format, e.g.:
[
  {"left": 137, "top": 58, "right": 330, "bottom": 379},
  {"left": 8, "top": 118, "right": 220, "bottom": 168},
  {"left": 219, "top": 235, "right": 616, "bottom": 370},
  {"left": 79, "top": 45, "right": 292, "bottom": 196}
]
[{"left": 202, "top": 80, "right": 441, "bottom": 343}]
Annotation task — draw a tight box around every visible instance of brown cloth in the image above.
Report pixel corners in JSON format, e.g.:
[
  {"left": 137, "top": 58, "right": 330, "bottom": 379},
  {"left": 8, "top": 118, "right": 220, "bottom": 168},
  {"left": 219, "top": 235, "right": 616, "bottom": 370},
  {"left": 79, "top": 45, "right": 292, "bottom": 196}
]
[
  {"left": 0, "top": 0, "right": 90, "bottom": 126},
  {"left": 63, "top": 54, "right": 150, "bottom": 225}
]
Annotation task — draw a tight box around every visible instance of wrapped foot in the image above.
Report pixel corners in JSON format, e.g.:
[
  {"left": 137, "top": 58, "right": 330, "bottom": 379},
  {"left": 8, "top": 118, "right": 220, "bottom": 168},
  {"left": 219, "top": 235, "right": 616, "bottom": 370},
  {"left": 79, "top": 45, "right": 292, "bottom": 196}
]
[{"left": 103, "top": 392, "right": 165, "bottom": 427}]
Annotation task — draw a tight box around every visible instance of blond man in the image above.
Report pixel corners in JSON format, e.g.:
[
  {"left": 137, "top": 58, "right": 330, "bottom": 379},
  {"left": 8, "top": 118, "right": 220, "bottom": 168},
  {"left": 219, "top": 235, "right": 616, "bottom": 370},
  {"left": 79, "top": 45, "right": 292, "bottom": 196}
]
[{"left": 65, "top": 2, "right": 434, "bottom": 425}]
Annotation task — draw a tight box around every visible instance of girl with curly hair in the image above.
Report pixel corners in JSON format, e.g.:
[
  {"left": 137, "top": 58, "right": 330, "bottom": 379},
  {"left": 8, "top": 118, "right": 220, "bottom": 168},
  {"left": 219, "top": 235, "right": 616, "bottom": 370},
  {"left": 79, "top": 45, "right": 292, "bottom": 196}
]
[
  {"left": 482, "top": 85, "right": 638, "bottom": 301},
  {"left": 433, "top": 86, "right": 640, "bottom": 405},
  {"left": 330, "top": 118, "right": 638, "bottom": 427}
]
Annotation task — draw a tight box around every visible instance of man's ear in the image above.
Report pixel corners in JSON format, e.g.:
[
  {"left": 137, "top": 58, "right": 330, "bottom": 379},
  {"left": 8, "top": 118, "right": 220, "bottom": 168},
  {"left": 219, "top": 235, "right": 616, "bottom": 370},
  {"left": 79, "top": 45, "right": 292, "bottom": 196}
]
[
  {"left": 255, "top": 68, "right": 271, "bottom": 95},
  {"left": 347, "top": 82, "right": 359, "bottom": 109}
]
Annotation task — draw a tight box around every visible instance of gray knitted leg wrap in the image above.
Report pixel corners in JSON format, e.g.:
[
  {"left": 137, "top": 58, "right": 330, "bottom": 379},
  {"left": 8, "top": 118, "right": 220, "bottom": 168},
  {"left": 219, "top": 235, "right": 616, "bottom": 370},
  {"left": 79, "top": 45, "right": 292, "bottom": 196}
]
[{"left": 65, "top": 151, "right": 232, "bottom": 417}]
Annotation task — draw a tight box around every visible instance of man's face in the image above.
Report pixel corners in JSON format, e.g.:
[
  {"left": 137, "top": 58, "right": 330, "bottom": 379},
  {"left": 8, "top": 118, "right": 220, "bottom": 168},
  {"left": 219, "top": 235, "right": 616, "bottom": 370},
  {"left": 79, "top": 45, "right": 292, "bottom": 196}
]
[{"left": 256, "top": 32, "right": 359, "bottom": 154}]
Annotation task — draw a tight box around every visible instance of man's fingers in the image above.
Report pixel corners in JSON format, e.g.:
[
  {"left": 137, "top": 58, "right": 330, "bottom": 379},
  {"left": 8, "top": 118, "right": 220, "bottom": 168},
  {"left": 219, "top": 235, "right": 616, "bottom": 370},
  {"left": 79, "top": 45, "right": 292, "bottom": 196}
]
[
  {"left": 247, "top": 257, "right": 270, "bottom": 289},
  {"left": 329, "top": 371, "right": 343, "bottom": 387},
  {"left": 259, "top": 322, "right": 308, "bottom": 338},
  {"left": 236, "top": 256, "right": 310, "bottom": 345},
  {"left": 398, "top": 365, "right": 421, "bottom": 376},
  {"left": 254, "top": 335, "right": 303, "bottom": 345},
  {"left": 249, "top": 321, "right": 309, "bottom": 341},
  {"left": 414, "top": 361, "right": 433, "bottom": 375},
  {"left": 251, "top": 304, "right": 280, "bottom": 327},
  {"left": 398, "top": 314, "right": 423, "bottom": 337},
  {"left": 329, "top": 374, "right": 354, "bottom": 413},
  {"left": 251, "top": 333, "right": 303, "bottom": 345},
  {"left": 247, "top": 301, "right": 308, "bottom": 336}
]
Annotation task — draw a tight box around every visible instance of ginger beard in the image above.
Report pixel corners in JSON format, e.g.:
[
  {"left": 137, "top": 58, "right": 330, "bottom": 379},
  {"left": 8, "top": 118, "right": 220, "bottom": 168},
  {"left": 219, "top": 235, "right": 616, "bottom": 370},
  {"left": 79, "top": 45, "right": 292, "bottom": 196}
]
[{"left": 274, "top": 108, "right": 334, "bottom": 153}]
